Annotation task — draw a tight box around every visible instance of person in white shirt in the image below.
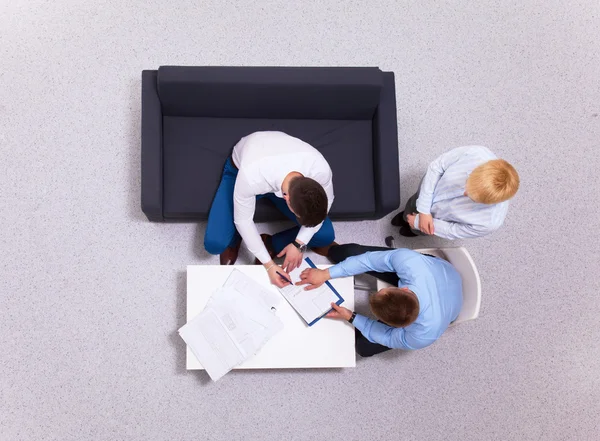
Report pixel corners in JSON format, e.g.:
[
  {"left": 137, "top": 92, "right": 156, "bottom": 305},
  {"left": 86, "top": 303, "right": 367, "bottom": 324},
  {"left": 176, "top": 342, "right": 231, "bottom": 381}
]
[
  {"left": 391, "top": 146, "right": 520, "bottom": 239},
  {"left": 204, "top": 131, "right": 335, "bottom": 287}
]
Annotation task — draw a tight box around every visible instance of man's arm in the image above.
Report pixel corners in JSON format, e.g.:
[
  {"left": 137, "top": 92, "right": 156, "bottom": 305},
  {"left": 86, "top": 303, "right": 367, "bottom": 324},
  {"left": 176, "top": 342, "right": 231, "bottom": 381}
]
[
  {"left": 416, "top": 146, "right": 472, "bottom": 215},
  {"left": 328, "top": 249, "right": 413, "bottom": 279},
  {"left": 233, "top": 172, "right": 271, "bottom": 264},
  {"left": 298, "top": 249, "right": 420, "bottom": 290},
  {"left": 296, "top": 224, "right": 321, "bottom": 246},
  {"left": 420, "top": 218, "right": 489, "bottom": 240},
  {"left": 352, "top": 315, "right": 434, "bottom": 350}
]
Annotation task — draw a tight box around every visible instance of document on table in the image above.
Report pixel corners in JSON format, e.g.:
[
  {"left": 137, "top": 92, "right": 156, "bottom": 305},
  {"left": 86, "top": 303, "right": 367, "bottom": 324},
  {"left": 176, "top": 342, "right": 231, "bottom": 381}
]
[
  {"left": 222, "top": 268, "right": 280, "bottom": 311},
  {"left": 178, "top": 270, "right": 283, "bottom": 381},
  {"left": 278, "top": 257, "right": 344, "bottom": 326}
]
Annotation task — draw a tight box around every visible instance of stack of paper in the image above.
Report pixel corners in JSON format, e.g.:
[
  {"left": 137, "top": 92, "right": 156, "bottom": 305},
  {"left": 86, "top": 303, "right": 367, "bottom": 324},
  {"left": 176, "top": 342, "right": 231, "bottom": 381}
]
[{"left": 178, "top": 270, "right": 283, "bottom": 381}]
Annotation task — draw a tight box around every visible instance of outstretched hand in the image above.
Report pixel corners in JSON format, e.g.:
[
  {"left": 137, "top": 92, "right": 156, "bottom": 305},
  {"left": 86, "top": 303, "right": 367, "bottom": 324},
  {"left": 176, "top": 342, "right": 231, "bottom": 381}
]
[
  {"left": 326, "top": 302, "right": 352, "bottom": 321},
  {"left": 295, "top": 268, "right": 330, "bottom": 290}
]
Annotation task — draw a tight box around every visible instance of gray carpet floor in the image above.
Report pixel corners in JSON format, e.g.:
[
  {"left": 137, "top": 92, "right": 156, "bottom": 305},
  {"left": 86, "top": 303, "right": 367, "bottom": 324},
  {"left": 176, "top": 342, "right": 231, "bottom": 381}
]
[{"left": 1, "top": 1, "right": 599, "bottom": 440}]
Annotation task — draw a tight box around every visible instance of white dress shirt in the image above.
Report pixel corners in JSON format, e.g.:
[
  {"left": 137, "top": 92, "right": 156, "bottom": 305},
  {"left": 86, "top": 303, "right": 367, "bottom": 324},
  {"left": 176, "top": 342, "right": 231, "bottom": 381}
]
[
  {"left": 414, "top": 146, "right": 509, "bottom": 240},
  {"left": 232, "top": 131, "right": 334, "bottom": 263}
]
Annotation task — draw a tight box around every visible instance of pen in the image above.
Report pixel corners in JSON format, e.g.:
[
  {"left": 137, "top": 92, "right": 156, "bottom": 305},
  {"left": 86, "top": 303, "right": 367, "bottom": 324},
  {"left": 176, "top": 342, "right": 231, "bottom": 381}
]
[{"left": 276, "top": 271, "right": 293, "bottom": 285}]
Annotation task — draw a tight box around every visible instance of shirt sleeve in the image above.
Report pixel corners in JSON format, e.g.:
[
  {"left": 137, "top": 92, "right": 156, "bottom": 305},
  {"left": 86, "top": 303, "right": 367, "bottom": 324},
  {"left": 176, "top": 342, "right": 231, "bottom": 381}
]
[
  {"left": 328, "top": 249, "right": 414, "bottom": 279},
  {"left": 296, "top": 224, "right": 320, "bottom": 245},
  {"left": 296, "top": 168, "right": 335, "bottom": 245},
  {"left": 233, "top": 171, "right": 271, "bottom": 263},
  {"left": 416, "top": 146, "right": 473, "bottom": 214},
  {"left": 352, "top": 314, "right": 433, "bottom": 350},
  {"left": 432, "top": 218, "right": 490, "bottom": 240}
]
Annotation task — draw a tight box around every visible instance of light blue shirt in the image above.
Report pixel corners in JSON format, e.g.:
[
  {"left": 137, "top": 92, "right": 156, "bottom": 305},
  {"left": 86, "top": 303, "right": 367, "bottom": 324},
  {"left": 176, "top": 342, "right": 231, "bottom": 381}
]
[
  {"left": 414, "top": 146, "right": 509, "bottom": 240},
  {"left": 329, "top": 249, "right": 463, "bottom": 350}
]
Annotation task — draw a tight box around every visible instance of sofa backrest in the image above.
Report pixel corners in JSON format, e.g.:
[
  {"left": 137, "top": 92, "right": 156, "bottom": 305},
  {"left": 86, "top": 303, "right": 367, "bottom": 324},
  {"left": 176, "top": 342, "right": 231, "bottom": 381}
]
[{"left": 157, "top": 66, "right": 383, "bottom": 120}]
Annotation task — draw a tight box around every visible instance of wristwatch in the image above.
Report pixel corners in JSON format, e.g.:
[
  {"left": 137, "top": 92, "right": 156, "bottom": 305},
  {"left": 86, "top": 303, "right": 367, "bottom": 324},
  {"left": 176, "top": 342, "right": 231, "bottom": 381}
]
[
  {"left": 348, "top": 312, "right": 357, "bottom": 324},
  {"left": 292, "top": 240, "right": 307, "bottom": 253}
]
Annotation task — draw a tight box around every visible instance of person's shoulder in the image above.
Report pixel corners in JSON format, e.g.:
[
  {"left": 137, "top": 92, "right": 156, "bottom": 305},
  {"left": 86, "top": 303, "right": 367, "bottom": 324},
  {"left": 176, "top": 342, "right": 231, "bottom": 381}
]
[
  {"left": 239, "top": 131, "right": 268, "bottom": 144},
  {"left": 241, "top": 131, "right": 293, "bottom": 145},
  {"left": 436, "top": 257, "right": 463, "bottom": 281},
  {"left": 451, "top": 145, "right": 494, "bottom": 159},
  {"left": 389, "top": 248, "right": 426, "bottom": 267},
  {"left": 401, "top": 318, "right": 439, "bottom": 349},
  {"left": 258, "top": 131, "right": 306, "bottom": 144},
  {"left": 489, "top": 200, "right": 510, "bottom": 227},
  {"left": 493, "top": 199, "right": 510, "bottom": 212},
  {"left": 390, "top": 248, "right": 421, "bottom": 258},
  {"left": 467, "top": 145, "right": 498, "bottom": 160}
]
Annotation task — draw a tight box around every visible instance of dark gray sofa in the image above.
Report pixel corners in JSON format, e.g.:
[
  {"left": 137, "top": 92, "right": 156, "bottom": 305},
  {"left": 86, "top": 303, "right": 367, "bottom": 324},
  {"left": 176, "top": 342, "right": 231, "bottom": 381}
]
[{"left": 141, "top": 66, "right": 399, "bottom": 222}]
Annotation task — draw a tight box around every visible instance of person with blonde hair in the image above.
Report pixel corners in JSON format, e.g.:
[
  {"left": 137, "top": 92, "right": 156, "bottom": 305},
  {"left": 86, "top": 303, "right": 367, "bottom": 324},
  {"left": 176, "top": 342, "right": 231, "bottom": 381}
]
[{"left": 391, "top": 146, "right": 520, "bottom": 239}]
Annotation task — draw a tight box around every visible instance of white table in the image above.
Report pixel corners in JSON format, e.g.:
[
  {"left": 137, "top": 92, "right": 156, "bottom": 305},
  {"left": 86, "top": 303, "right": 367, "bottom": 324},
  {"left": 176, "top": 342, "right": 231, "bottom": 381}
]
[{"left": 186, "top": 265, "right": 356, "bottom": 369}]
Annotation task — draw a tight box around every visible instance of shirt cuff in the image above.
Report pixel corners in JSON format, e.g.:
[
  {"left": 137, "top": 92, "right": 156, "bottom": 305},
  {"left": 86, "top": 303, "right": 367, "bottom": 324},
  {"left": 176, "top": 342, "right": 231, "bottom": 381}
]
[
  {"left": 327, "top": 264, "right": 344, "bottom": 279},
  {"left": 413, "top": 214, "right": 420, "bottom": 230},
  {"left": 295, "top": 228, "right": 315, "bottom": 245},
  {"left": 351, "top": 314, "right": 370, "bottom": 333}
]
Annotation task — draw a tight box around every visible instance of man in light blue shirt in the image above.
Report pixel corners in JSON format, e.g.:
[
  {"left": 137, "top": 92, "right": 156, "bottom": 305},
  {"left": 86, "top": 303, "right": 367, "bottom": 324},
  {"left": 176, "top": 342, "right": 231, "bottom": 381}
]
[
  {"left": 297, "top": 244, "right": 463, "bottom": 356},
  {"left": 391, "top": 146, "right": 520, "bottom": 240}
]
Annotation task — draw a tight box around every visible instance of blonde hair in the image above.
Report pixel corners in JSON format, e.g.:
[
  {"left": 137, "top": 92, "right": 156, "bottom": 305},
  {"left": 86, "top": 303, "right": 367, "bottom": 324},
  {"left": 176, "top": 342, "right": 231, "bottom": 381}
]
[{"left": 466, "top": 159, "right": 520, "bottom": 204}]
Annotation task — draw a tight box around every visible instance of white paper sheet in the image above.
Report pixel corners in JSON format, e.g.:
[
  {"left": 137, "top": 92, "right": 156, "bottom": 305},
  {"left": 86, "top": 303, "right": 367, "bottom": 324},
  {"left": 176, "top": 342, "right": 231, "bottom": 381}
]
[
  {"left": 222, "top": 269, "right": 280, "bottom": 310},
  {"left": 210, "top": 287, "right": 283, "bottom": 356},
  {"left": 278, "top": 259, "right": 341, "bottom": 325},
  {"left": 178, "top": 306, "right": 246, "bottom": 381},
  {"left": 178, "top": 270, "right": 283, "bottom": 381}
]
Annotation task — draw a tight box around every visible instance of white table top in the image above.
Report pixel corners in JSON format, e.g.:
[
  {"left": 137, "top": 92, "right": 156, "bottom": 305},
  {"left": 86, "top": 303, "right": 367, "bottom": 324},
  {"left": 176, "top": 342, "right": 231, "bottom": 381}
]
[{"left": 186, "top": 264, "right": 356, "bottom": 369}]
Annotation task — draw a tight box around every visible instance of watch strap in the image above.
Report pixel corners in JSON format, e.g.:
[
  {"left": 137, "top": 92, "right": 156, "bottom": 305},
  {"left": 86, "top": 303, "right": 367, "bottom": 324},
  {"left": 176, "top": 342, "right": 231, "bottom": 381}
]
[
  {"left": 348, "top": 311, "right": 357, "bottom": 324},
  {"left": 293, "top": 240, "right": 306, "bottom": 252}
]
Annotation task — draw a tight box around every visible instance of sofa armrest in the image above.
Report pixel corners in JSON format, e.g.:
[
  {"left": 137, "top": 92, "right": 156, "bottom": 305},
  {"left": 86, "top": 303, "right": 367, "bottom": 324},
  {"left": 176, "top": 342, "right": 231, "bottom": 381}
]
[
  {"left": 372, "top": 71, "right": 400, "bottom": 218},
  {"left": 141, "top": 70, "right": 163, "bottom": 221}
]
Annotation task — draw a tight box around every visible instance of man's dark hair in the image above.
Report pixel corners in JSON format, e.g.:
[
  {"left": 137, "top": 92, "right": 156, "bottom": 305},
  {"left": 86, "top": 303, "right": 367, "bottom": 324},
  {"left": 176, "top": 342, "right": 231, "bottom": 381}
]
[
  {"left": 370, "top": 287, "right": 420, "bottom": 327},
  {"left": 288, "top": 177, "right": 328, "bottom": 227}
]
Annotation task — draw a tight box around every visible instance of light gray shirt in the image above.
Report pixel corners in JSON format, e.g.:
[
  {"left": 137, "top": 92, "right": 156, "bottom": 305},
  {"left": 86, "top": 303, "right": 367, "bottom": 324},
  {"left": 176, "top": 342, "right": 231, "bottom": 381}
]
[{"left": 415, "top": 146, "right": 509, "bottom": 240}]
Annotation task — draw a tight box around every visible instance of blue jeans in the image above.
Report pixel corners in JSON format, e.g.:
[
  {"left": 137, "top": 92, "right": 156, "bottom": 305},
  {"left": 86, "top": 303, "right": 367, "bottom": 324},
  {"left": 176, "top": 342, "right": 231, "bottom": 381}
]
[{"left": 204, "top": 158, "right": 335, "bottom": 255}]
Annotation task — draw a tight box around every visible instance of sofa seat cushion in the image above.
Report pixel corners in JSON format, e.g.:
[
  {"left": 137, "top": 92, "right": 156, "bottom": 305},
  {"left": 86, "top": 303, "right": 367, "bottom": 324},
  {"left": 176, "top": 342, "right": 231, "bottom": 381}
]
[{"left": 162, "top": 117, "right": 375, "bottom": 220}]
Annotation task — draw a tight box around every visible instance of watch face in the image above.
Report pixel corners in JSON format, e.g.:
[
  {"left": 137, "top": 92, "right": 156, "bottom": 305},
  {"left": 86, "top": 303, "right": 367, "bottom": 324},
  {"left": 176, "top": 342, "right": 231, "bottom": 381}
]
[{"left": 295, "top": 241, "right": 307, "bottom": 252}]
